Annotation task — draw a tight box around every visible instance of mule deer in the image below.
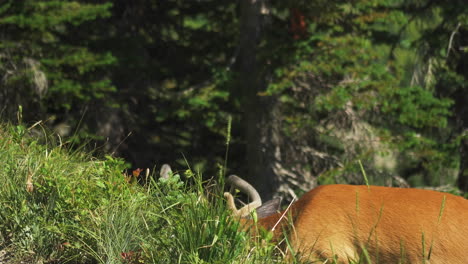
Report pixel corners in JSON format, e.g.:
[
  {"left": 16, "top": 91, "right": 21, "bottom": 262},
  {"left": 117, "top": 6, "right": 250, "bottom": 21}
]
[{"left": 224, "top": 175, "right": 468, "bottom": 263}]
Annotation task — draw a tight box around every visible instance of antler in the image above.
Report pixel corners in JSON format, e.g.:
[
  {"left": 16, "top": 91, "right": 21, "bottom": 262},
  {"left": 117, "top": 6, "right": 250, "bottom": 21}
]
[{"left": 224, "top": 175, "right": 262, "bottom": 218}]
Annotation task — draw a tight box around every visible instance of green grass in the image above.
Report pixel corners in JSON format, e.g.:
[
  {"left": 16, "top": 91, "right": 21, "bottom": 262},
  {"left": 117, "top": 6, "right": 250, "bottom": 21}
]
[{"left": 0, "top": 123, "right": 288, "bottom": 263}]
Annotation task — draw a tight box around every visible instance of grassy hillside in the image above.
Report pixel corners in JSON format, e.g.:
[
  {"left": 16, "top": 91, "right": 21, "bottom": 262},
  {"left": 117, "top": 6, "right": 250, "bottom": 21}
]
[{"left": 0, "top": 123, "right": 283, "bottom": 264}]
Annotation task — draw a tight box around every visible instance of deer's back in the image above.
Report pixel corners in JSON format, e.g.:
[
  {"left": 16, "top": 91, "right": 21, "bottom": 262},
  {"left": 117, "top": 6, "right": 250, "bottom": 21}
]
[{"left": 286, "top": 184, "right": 468, "bottom": 263}]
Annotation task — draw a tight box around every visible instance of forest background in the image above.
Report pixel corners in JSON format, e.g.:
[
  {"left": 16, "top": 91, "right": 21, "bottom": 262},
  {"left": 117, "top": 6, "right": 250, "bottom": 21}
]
[{"left": 1, "top": 0, "right": 467, "bottom": 199}]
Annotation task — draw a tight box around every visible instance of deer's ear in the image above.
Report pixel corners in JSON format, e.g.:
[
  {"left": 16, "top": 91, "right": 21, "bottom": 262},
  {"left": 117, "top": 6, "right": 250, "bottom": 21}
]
[{"left": 255, "top": 197, "right": 282, "bottom": 219}]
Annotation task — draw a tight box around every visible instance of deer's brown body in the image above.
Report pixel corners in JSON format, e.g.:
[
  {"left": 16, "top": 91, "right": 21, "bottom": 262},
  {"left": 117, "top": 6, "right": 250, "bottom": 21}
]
[{"left": 226, "top": 179, "right": 468, "bottom": 263}]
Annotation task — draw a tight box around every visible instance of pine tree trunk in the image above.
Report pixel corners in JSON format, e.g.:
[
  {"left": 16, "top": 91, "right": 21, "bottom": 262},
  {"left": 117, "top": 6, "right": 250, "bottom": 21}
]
[
  {"left": 455, "top": 28, "right": 468, "bottom": 193},
  {"left": 458, "top": 133, "right": 468, "bottom": 192},
  {"left": 454, "top": 92, "right": 468, "bottom": 192},
  {"left": 238, "top": 0, "right": 280, "bottom": 200}
]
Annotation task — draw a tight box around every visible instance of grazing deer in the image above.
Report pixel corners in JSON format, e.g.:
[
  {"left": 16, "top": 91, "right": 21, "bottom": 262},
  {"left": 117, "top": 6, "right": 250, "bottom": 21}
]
[{"left": 224, "top": 175, "right": 468, "bottom": 263}]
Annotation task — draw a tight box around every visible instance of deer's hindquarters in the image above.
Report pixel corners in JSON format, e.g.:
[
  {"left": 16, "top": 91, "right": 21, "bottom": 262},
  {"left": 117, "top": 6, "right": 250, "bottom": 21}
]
[{"left": 286, "top": 185, "right": 468, "bottom": 263}]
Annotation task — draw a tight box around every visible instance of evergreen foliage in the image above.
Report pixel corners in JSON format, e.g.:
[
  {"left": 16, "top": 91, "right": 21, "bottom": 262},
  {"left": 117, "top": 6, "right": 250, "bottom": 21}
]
[
  {"left": 0, "top": 0, "right": 466, "bottom": 193},
  {"left": 0, "top": 0, "right": 115, "bottom": 124}
]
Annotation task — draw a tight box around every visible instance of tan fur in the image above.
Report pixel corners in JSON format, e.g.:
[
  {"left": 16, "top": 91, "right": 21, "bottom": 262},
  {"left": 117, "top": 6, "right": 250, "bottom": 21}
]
[{"left": 229, "top": 184, "right": 468, "bottom": 263}]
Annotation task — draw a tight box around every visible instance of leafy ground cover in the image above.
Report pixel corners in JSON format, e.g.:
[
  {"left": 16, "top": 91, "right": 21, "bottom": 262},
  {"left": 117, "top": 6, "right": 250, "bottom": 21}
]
[{"left": 0, "top": 123, "right": 284, "bottom": 263}]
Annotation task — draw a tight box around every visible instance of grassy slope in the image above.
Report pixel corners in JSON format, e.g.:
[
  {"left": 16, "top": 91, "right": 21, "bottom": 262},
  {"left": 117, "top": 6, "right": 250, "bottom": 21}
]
[{"left": 0, "top": 123, "right": 282, "bottom": 264}]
